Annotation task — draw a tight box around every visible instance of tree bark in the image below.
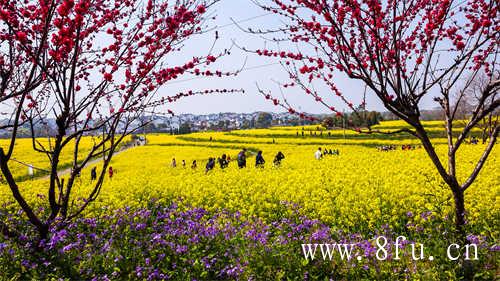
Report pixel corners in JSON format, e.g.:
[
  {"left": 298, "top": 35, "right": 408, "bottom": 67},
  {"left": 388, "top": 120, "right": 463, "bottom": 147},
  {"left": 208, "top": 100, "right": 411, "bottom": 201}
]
[
  {"left": 453, "top": 189, "right": 475, "bottom": 279},
  {"left": 452, "top": 189, "right": 466, "bottom": 237}
]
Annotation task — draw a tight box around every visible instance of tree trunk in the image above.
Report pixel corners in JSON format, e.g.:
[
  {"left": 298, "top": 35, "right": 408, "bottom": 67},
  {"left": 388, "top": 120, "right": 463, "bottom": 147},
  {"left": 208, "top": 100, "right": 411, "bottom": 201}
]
[
  {"left": 34, "top": 224, "right": 49, "bottom": 252},
  {"left": 452, "top": 189, "right": 466, "bottom": 236},
  {"left": 39, "top": 224, "right": 48, "bottom": 240},
  {"left": 453, "top": 189, "right": 474, "bottom": 279}
]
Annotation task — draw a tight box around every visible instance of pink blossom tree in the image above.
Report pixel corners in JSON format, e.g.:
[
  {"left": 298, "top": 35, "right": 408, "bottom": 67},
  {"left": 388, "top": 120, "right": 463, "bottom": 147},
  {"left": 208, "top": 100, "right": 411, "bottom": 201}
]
[
  {"left": 248, "top": 0, "right": 499, "bottom": 235},
  {"left": 0, "top": 0, "right": 241, "bottom": 246}
]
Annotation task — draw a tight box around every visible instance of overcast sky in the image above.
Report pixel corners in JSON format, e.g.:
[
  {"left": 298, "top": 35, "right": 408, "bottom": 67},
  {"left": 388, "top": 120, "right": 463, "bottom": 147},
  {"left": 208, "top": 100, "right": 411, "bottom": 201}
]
[{"left": 158, "top": 0, "right": 442, "bottom": 115}]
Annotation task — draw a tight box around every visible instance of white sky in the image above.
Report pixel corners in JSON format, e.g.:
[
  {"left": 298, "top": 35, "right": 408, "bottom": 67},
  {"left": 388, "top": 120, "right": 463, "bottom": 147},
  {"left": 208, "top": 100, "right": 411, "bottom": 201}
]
[{"left": 158, "top": 0, "right": 440, "bottom": 115}]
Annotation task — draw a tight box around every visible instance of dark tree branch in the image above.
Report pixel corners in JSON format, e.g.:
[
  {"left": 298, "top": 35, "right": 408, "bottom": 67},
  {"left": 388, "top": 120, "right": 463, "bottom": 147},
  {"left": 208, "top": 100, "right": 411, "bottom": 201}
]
[{"left": 462, "top": 125, "right": 499, "bottom": 192}]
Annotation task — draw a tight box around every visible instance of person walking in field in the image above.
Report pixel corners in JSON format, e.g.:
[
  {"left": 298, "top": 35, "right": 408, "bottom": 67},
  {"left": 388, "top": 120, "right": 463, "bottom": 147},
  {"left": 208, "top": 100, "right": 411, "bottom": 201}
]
[
  {"left": 90, "top": 167, "right": 97, "bottom": 181},
  {"left": 108, "top": 166, "right": 114, "bottom": 179},
  {"left": 255, "top": 151, "right": 265, "bottom": 168},
  {"left": 182, "top": 160, "right": 186, "bottom": 167},
  {"left": 171, "top": 158, "right": 177, "bottom": 168},
  {"left": 315, "top": 147, "right": 323, "bottom": 160},
  {"left": 219, "top": 154, "right": 228, "bottom": 169},
  {"left": 191, "top": 160, "right": 197, "bottom": 169},
  {"left": 205, "top": 157, "right": 215, "bottom": 174},
  {"left": 273, "top": 151, "right": 285, "bottom": 166},
  {"left": 237, "top": 148, "right": 247, "bottom": 168},
  {"left": 75, "top": 168, "right": 82, "bottom": 183},
  {"left": 28, "top": 164, "right": 34, "bottom": 177}
]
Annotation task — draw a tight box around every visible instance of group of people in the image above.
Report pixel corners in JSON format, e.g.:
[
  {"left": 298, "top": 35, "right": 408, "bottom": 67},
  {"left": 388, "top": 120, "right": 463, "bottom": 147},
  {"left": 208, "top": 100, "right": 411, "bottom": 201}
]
[
  {"left": 171, "top": 158, "right": 195, "bottom": 169},
  {"left": 205, "top": 153, "right": 231, "bottom": 173},
  {"left": 377, "top": 137, "right": 480, "bottom": 152},
  {"left": 401, "top": 144, "right": 421, "bottom": 150},
  {"left": 233, "top": 149, "right": 286, "bottom": 169},
  {"left": 377, "top": 144, "right": 422, "bottom": 151},
  {"left": 314, "top": 147, "right": 340, "bottom": 160},
  {"left": 170, "top": 149, "right": 287, "bottom": 174},
  {"left": 296, "top": 131, "right": 333, "bottom": 137},
  {"left": 376, "top": 145, "right": 397, "bottom": 151},
  {"left": 86, "top": 166, "right": 113, "bottom": 181}
]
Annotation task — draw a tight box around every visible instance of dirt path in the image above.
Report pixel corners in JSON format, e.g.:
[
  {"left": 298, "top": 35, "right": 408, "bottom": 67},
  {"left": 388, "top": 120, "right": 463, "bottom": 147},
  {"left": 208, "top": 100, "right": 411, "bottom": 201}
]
[{"left": 39, "top": 146, "right": 134, "bottom": 181}]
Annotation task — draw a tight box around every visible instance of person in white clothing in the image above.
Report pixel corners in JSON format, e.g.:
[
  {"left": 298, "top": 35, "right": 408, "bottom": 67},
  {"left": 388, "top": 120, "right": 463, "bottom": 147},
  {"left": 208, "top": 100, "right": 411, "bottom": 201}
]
[{"left": 314, "top": 147, "right": 323, "bottom": 160}]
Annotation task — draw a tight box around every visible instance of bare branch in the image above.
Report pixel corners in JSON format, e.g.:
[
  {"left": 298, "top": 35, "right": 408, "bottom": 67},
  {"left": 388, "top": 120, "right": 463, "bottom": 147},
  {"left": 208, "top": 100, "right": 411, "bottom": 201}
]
[{"left": 462, "top": 125, "right": 499, "bottom": 191}]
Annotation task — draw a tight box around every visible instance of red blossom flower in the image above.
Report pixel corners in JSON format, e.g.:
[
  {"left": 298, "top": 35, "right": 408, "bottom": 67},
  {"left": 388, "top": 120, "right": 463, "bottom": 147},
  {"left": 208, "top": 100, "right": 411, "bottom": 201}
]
[
  {"left": 197, "top": 5, "right": 206, "bottom": 14},
  {"left": 103, "top": 73, "right": 113, "bottom": 81},
  {"left": 16, "top": 31, "right": 27, "bottom": 43}
]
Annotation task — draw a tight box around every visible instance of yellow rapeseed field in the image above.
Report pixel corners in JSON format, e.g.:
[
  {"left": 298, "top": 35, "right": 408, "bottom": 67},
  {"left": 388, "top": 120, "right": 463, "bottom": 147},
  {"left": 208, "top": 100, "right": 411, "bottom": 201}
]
[
  {"left": 0, "top": 121, "right": 497, "bottom": 237},
  {"left": 0, "top": 136, "right": 129, "bottom": 180}
]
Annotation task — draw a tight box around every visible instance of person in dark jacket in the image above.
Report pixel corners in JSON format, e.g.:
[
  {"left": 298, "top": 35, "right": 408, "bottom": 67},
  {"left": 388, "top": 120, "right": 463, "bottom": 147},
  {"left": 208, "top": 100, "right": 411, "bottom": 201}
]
[
  {"left": 90, "top": 167, "right": 97, "bottom": 181},
  {"left": 219, "top": 154, "right": 229, "bottom": 169},
  {"left": 255, "top": 151, "right": 265, "bottom": 168},
  {"left": 205, "top": 157, "right": 215, "bottom": 174},
  {"left": 237, "top": 148, "right": 247, "bottom": 168},
  {"left": 273, "top": 151, "right": 285, "bottom": 166}
]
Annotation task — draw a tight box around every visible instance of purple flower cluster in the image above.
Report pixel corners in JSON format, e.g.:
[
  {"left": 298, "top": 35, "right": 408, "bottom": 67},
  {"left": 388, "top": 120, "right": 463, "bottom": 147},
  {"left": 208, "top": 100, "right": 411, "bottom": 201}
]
[{"left": 0, "top": 202, "right": 497, "bottom": 280}]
